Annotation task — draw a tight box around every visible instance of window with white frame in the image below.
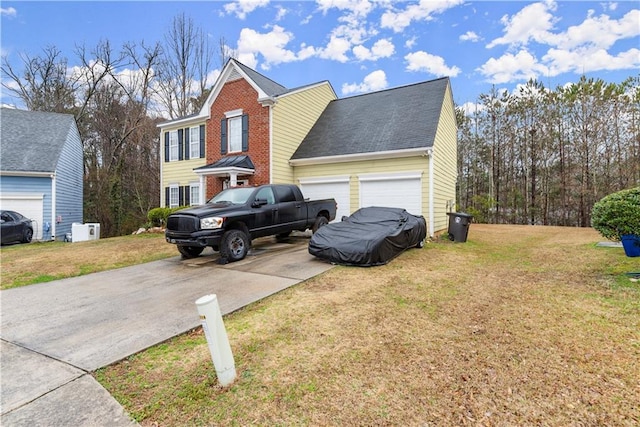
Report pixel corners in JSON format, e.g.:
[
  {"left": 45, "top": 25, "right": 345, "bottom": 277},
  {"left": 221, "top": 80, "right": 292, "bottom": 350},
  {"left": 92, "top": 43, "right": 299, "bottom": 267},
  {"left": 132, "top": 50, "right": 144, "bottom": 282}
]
[
  {"left": 169, "top": 131, "right": 179, "bottom": 161},
  {"left": 169, "top": 185, "right": 179, "bottom": 208},
  {"left": 189, "top": 183, "right": 200, "bottom": 206},
  {"left": 227, "top": 116, "right": 242, "bottom": 153},
  {"left": 189, "top": 126, "right": 200, "bottom": 158}
]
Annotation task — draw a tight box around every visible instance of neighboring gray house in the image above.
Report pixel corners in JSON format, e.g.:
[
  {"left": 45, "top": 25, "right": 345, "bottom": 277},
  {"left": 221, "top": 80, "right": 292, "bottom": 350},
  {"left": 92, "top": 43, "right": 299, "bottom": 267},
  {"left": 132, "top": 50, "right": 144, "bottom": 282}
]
[{"left": 0, "top": 108, "right": 83, "bottom": 241}]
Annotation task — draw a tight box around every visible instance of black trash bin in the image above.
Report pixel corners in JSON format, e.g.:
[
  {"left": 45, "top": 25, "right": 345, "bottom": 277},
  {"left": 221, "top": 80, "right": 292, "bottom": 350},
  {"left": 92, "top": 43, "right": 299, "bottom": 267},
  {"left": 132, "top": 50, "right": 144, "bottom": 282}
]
[{"left": 447, "top": 212, "right": 473, "bottom": 242}]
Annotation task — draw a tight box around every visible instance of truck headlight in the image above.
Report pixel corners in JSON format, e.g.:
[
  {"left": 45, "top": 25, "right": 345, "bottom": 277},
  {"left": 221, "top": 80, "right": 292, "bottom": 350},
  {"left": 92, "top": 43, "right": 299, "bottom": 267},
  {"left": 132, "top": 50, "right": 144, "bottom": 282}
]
[{"left": 201, "top": 217, "right": 224, "bottom": 230}]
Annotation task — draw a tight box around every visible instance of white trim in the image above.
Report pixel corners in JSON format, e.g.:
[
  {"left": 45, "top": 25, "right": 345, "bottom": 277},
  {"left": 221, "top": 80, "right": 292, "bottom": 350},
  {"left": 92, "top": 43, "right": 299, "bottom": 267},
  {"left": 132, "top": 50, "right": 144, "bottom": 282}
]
[
  {"left": 156, "top": 114, "right": 207, "bottom": 128},
  {"left": 289, "top": 147, "right": 431, "bottom": 166},
  {"left": 50, "top": 173, "right": 56, "bottom": 240},
  {"left": 269, "top": 105, "right": 273, "bottom": 183},
  {"left": 0, "top": 193, "right": 45, "bottom": 201},
  {"left": 0, "top": 171, "right": 53, "bottom": 178},
  {"left": 193, "top": 167, "right": 255, "bottom": 177},
  {"left": 428, "top": 152, "right": 435, "bottom": 238},
  {"left": 224, "top": 109, "right": 243, "bottom": 118},
  {"left": 277, "top": 81, "right": 337, "bottom": 100},
  {"left": 298, "top": 175, "right": 350, "bottom": 185},
  {"left": 358, "top": 171, "right": 422, "bottom": 182}
]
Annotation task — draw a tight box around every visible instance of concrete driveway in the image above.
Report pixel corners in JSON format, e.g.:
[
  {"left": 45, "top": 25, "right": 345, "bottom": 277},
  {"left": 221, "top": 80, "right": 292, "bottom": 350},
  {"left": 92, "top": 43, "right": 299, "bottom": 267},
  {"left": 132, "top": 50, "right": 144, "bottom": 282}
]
[{"left": 0, "top": 234, "right": 333, "bottom": 426}]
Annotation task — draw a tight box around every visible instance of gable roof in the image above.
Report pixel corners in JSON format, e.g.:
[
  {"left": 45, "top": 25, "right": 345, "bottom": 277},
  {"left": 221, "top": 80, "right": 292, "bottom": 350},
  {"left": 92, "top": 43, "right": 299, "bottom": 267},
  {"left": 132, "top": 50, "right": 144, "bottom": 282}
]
[
  {"left": 0, "top": 108, "right": 78, "bottom": 174},
  {"left": 291, "top": 77, "right": 450, "bottom": 161},
  {"left": 233, "top": 60, "right": 288, "bottom": 97}
]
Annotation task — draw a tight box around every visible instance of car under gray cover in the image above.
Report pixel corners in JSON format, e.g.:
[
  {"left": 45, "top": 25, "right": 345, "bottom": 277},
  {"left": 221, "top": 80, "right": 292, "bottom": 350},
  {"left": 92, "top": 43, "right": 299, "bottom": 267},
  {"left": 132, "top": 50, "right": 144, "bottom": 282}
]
[{"left": 308, "top": 206, "right": 426, "bottom": 266}]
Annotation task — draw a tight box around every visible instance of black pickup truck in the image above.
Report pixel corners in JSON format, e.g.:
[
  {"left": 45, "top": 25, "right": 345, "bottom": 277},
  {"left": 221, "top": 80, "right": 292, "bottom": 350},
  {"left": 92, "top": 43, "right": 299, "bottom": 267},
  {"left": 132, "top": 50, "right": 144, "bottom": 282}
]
[{"left": 165, "top": 184, "right": 337, "bottom": 262}]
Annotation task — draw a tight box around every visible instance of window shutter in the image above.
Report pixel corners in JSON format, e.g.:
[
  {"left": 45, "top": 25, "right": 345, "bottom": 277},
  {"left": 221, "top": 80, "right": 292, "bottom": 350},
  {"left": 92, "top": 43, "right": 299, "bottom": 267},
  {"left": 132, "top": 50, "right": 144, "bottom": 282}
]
[
  {"left": 178, "top": 129, "right": 184, "bottom": 161},
  {"left": 199, "top": 125, "right": 205, "bottom": 158},
  {"left": 178, "top": 186, "right": 184, "bottom": 206},
  {"left": 241, "top": 114, "right": 249, "bottom": 151},
  {"left": 221, "top": 119, "right": 227, "bottom": 154},
  {"left": 165, "top": 187, "right": 170, "bottom": 207},
  {"left": 184, "top": 128, "right": 190, "bottom": 160},
  {"left": 164, "top": 133, "right": 169, "bottom": 162},
  {"left": 184, "top": 185, "right": 190, "bottom": 206}
]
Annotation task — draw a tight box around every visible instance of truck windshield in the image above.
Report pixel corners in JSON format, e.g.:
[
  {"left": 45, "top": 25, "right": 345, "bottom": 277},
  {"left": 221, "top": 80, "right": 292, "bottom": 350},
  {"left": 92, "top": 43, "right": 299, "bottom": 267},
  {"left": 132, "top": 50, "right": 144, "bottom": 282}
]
[{"left": 208, "top": 187, "right": 255, "bottom": 205}]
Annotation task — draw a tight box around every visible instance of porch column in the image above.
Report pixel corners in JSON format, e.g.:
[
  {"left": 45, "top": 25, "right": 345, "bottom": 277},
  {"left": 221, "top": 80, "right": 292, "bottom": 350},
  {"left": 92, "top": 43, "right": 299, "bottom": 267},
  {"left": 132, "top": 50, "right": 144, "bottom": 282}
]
[
  {"left": 229, "top": 172, "right": 238, "bottom": 187},
  {"left": 199, "top": 175, "right": 205, "bottom": 205}
]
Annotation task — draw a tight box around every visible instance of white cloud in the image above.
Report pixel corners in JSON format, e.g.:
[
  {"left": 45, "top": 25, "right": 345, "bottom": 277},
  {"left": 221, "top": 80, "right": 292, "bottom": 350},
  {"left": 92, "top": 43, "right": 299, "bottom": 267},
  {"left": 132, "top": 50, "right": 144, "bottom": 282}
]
[
  {"left": 352, "top": 38, "right": 395, "bottom": 61},
  {"left": 224, "top": 0, "right": 270, "bottom": 20},
  {"left": 316, "top": 0, "right": 373, "bottom": 17},
  {"left": 274, "top": 5, "right": 287, "bottom": 21},
  {"left": 551, "top": 9, "right": 640, "bottom": 50},
  {"left": 236, "top": 25, "right": 297, "bottom": 69},
  {"left": 487, "top": 0, "right": 558, "bottom": 48},
  {"left": 380, "top": 0, "right": 464, "bottom": 33},
  {"left": 459, "top": 31, "right": 480, "bottom": 42},
  {"left": 477, "top": 50, "right": 548, "bottom": 84},
  {"left": 1, "top": 6, "right": 16, "bottom": 17},
  {"left": 405, "top": 51, "right": 461, "bottom": 77},
  {"left": 341, "top": 69, "right": 388, "bottom": 95},
  {"left": 405, "top": 36, "right": 417, "bottom": 49},
  {"left": 318, "top": 35, "right": 351, "bottom": 62}
]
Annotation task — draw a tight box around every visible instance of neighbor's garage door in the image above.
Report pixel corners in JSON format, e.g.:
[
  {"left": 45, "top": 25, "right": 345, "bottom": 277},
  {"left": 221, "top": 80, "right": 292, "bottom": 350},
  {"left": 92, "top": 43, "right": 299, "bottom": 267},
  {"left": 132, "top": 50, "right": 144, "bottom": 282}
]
[
  {"left": 359, "top": 172, "right": 422, "bottom": 216},
  {"left": 299, "top": 176, "right": 350, "bottom": 222},
  {"left": 0, "top": 194, "right": 44, "bottom": 240}
]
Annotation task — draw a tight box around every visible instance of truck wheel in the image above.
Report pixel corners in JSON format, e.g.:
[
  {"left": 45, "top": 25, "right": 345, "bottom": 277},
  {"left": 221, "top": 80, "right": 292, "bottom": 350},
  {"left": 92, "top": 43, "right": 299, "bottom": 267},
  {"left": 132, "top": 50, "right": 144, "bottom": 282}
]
[
  {"left": 178, "top": 245, "right": 204, "bottom": 258},
  {"left": 312, "top": 216, "right": 328, "bottom": 234},
  {"left": 221, "top": 229, "right": 250, "bottom": 262}
]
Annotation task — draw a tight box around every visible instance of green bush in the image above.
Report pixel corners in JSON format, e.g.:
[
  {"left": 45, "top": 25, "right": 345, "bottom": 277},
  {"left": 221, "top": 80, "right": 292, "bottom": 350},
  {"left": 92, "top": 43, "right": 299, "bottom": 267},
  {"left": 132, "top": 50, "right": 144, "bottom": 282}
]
[
  {"left": 591, "top": 187, "right": 640, "bottom": 241},
  {"left": 147, "top": 207, "right": 172, "bottom": 227}
]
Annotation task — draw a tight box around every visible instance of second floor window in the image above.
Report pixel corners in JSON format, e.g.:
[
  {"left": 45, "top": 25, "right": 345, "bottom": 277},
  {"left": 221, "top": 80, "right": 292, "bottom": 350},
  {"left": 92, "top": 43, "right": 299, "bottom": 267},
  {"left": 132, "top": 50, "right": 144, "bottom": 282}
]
[
  {"left": 221, "top": 113, "right": 248, "bottom": 155},
  {"left": 228, "top": 116, "right": 242, "bottom": 153},
  {"left": 189, "top": 127, "right": 200, "bottom": 158},
  {"left": 169, "top": 131, "right": 179, "bottom": 161}
]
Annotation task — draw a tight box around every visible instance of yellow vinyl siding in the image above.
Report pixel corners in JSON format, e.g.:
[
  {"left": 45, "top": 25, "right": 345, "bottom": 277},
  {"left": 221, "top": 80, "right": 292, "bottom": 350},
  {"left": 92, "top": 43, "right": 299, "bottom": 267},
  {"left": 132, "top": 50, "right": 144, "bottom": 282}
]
[
  {"left": 431, "top": 82, "right": 458, "bottom": 233},
  {"left": 162, "top": 159, "right": 206, "bottom": 187},
  {"left": 293, "top": 156, "right": 429, "bottom": 217},
  {"left": 271, "top": 83, "right": 336, "bottom": 184}
]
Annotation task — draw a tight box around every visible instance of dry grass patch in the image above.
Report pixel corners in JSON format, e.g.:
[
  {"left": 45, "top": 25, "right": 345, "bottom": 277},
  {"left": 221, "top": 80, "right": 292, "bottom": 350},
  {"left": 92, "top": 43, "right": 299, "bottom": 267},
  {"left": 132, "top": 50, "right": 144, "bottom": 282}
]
[
  {"left": 95, "top": 225, "right": 640, "bottom": 426},
  {"left": 0, "top": 233, "right": 176, "bottom": 289}
]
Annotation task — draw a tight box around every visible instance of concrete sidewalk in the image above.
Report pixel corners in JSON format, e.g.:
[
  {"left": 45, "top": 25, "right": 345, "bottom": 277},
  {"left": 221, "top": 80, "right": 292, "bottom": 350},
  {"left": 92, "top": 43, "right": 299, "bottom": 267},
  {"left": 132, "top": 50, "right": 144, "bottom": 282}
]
[{"left": 1, "top": 235, "right": 333, "bottom": 426}]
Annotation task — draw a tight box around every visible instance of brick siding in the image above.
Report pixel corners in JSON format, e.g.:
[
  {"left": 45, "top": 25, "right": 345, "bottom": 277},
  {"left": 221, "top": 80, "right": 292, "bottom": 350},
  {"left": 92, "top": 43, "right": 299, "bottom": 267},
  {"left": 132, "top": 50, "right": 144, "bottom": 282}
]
[{"left": 205, "top": 78, "right": 271, "bottom": 198}]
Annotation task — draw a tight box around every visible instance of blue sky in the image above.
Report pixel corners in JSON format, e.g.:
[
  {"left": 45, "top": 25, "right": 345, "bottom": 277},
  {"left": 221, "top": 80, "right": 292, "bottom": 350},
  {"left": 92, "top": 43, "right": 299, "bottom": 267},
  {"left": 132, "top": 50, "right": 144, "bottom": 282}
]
[{"left": 1, "top": 1, "right": 639, "bottom": 114}]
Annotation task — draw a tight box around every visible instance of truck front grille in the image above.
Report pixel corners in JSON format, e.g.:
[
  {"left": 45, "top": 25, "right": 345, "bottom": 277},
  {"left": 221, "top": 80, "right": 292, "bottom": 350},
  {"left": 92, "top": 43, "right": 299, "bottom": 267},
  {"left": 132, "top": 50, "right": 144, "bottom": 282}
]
[{"left": 167, "top": 215, "right": 199, "bottom": 233}]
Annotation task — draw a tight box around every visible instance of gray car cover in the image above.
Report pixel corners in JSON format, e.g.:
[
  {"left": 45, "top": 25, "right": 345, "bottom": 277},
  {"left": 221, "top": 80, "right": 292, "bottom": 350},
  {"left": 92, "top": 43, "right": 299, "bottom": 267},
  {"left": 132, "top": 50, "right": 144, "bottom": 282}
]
[{"left": 308, "top": 206, "right": 427, "bottom": 266}]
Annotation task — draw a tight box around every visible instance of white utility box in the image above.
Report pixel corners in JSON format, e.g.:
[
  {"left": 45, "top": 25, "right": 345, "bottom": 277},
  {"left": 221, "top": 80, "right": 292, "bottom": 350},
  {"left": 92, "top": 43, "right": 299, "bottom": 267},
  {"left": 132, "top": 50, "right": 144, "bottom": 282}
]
[{"left": 71, "top": 223, "right": 101, "bottom": 242}]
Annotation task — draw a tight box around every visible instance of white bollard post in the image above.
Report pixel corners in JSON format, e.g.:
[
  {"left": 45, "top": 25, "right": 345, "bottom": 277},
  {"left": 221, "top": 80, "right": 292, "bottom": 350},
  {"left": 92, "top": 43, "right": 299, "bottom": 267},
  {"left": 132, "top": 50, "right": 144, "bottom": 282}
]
[{"left": 195, "top": 294, "right": 236, "bottom": 387}]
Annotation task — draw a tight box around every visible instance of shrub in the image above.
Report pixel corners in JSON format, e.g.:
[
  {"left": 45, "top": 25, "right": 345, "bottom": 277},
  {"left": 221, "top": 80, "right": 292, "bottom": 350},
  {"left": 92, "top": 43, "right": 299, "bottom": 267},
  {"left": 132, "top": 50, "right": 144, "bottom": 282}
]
[
  {"left": 147, "top": 207, "right": 172, "bottom": 227},
  {"left": 591, "top": 187, "right": 640, "bottom": 241}
]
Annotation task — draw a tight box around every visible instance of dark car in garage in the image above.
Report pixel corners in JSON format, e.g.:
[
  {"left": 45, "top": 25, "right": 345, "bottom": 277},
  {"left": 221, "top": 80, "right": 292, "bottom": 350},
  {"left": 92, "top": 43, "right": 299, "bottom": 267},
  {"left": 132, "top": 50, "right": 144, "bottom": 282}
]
[
  {"left": 1, "top": 210, "right": 34, "bottom": 245},
  {"left": 308, "top": 206, "right": 426, "bottom": 266}
]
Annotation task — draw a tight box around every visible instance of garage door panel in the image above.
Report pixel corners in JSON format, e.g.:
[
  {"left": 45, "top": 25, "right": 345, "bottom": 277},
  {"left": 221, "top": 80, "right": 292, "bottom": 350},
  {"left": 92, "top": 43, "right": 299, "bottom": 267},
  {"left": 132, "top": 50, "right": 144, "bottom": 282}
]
[
  {"left": 360, "top": 178, "right": 422, "bottom": 216},
  {"left": 0, "top": 195, "right": 44, "bottom": 240},
  {"left": 299, "top": 181, "right": 349, "bottom": 223}
]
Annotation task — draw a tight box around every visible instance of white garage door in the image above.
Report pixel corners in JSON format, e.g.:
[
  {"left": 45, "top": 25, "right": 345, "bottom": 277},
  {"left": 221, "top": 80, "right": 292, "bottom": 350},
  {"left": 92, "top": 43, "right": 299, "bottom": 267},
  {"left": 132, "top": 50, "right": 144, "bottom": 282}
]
[
  {"left": 0, "top": 194, "right": 44, "bottom": 240},
  {"left": 359, "top": 172, "right": 422, "bottom": 216},
  {"left": 299, "top": 176, "right": 350, "bottom": 222}
]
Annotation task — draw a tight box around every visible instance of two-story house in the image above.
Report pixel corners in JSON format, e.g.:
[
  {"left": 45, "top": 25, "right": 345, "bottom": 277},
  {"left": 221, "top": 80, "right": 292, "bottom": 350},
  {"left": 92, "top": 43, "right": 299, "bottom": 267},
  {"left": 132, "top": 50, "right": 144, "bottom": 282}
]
[{"left": 158, "top": 59, "right": 457, "bottom": 237}]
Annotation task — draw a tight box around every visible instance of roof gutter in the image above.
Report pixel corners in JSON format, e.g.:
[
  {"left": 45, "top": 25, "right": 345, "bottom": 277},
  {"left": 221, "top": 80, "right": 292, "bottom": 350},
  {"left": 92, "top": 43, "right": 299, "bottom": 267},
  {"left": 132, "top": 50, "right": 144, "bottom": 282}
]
[{"left": 289, "top": 147, "right": 430, "bottom": 166}]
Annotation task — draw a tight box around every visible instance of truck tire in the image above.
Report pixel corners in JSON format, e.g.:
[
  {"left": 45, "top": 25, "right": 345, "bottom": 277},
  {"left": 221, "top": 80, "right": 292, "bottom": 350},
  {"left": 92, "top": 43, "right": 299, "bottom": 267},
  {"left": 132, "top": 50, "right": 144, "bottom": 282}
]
[
  {"left": 312, "top": 216, "right": 328, "bottom": 234},
  {"left": 221, "top": 229, "right": 250, "bottom": 262},
  {"left": 178, "top": 245, "right": 204, "bottom": 258}
]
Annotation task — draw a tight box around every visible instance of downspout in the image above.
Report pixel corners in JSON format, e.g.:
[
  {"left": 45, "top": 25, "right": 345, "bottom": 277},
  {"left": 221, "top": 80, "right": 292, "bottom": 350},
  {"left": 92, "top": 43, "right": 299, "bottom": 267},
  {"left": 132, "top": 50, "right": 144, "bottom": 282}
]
[
  {"left": 428, "top": 148, "right": 435, "bottom": 238},
  {"left": 199, "top": 175, "right": 205, "bottom": 205},
  {"left": 268, "top": 104, "right": 273, "bottom": 184},
  {"left": 51, "top": 172, "right": 56, "bottom": 240}
]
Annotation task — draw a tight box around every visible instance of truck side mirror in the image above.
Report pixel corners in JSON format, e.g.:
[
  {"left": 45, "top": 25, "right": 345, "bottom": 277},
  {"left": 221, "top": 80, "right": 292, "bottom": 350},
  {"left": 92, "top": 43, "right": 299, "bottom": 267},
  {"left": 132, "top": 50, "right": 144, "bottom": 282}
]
[{"left": 252, "top": 198, "right": 268, "bottom": 207}]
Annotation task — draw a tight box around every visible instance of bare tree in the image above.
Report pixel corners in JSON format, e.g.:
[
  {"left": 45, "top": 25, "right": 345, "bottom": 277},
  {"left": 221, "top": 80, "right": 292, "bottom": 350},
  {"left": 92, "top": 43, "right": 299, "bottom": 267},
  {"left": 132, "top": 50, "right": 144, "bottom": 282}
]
[{"left": 155, "top": 13, "right": 214, "bottom": 118}]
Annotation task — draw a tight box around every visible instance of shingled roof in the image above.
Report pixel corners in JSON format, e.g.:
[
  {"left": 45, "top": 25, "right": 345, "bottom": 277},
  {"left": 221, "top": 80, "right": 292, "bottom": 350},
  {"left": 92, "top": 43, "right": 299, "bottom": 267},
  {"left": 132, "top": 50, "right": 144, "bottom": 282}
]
[
  {"left": 233, "top": 60, "right": 288, "bottom": 97},
  {"left": 291, "top": 77, "right": 450, "bottom": 160},
  {"left": 0, "top": 108, "right": 78, "bottom": 173}
]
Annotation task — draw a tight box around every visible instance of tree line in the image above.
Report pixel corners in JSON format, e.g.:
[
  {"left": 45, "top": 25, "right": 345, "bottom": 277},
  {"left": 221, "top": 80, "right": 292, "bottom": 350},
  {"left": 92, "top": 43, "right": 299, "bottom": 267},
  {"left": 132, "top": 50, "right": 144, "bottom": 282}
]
[
  {"left": 456, "top": 76, "right": 640, "bottom": 227},
  {"left": 2, "top": 13, "right": 234, "bottom": 237}
]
